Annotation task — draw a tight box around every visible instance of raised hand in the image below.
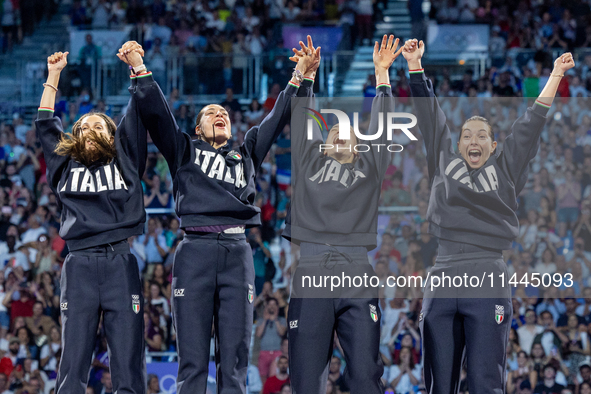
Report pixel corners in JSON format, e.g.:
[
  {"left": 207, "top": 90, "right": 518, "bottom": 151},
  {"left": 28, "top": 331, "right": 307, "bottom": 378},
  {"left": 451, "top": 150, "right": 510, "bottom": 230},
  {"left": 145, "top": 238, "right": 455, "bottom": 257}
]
[
  {"left": 47, "top": 52, "right": 69, "bottom": 74},
  {"left": 553, "top": 52, "right": 575, "bottom": 75},
  {"left": 117, "top": 41, "right": 145, "bottom": 68},
  {"left": 402, "top": 39, "right": 425, "bottom": 67},
  {"left": 289, "top": 35, "right": 321, "bottom": 78},
  {"left": 373, "top": 34, "right": 403, "bottom": 71}
]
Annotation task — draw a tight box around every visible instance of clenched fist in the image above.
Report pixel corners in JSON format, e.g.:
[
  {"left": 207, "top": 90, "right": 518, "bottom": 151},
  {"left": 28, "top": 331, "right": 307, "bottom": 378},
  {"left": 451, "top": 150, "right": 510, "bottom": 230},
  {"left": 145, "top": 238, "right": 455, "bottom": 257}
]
[
  {"left": 117, "top": 41, "right": 145, "bottom": 68},
  {"left": 47, "top": 52, "right": 69, "bottom": 74}
]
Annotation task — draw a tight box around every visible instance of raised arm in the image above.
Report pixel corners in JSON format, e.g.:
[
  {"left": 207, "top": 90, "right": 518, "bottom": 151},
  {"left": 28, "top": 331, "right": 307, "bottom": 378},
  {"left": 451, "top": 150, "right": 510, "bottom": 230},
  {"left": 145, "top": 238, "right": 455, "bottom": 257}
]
[
  {"left": 367, "top": 34, "right": 402, "bottom": 177},
  {"left": 35, "top": 52, "right": 70, "bottom": 192},
  {"left": 115, "top": 48, "right": 148, "bottom": 178},
  {"left": 499, "top": 52, "right": 575, "bottom": 194},
  {"left": 118, "top": 41, "right": 189, "bottom": 176},
  {"left": 403, "top": 39, "right": 455, "bottom": 183},
  {"left": 286, "top": 38, "right": 322, "bottom": 167},
  {"left": 244, "top": 35, "right": 320, "bottom": 171}
]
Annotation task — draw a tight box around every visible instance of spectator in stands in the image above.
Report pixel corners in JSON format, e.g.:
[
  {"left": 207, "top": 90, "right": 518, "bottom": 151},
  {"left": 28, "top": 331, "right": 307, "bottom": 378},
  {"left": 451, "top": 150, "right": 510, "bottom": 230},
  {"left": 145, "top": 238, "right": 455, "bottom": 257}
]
[
  {"left": 244, "top": 99, "right": 265, "bottom": 127},
  {"left": 21, "top": 215, "right": 46, "bottom": 245},
  {"left": 417, "top": 221, "right": 438, "bottom": 269},
  {"left": 69, "top": 0, "right": 88, "bottom": 27},
  {"left": 144, "top": 175, "right": 171, "bottom": 209},
  {"left": 256, "top": 298, "right": 286, "bottom": 382},
  {"left": 534, "top": 364, "right": 564, "bottom": 393},
  {"left": 98, "top": 371, "right": 113, "bottom": 394},
  {"left": 151, "top": 17, "right": 172, "bottom": 47},
  {"left": 34, "top": 234, "right": 56, "bottom": 275},
  {"left": 25, "top": 300, "right": 55, "bottom": 340},
  {"left": 534, "top": 311, "right": 566, "bottom": 357},
  {"left": 0, "top": 338, "right": 19, "bottom": 377},
  {"left": 137, "top": 218, "right": 169, "bottom": 273},
  {"left": 381, "top": 171, "right": 411, "bottom": 207},
  {"left": 144, "top": 309, "right": 163, "bottom": 353},
  {"left": 282, "top": 1, "right": 301, "bottom": 21},
  {"left": 262, "top": 355, "right": 289, "bottom": 394},
  {"left": 519, "top": 309, "right": 544, "bottom": 354},
  {"left": 327, "top": 356, "right": 348, "bottom": 392},
  {"left": 78, "top": 35, "right": 102, "bottom": 89},
  {"left": 91, "top": 0, "right": 111, "bottom": 29},
  {"left": 249, "top": 227, "right": 272, "bottom": 294},
  {"left": 0, "top": 236, "right": 28, "bottom": 271},
  {"left": 557, "top": 298, "right": 585, "bottom": 327},
  {"left": 16, "top": 326, "right": 38, "bottom": 359},
  {"left": 268, "top": 337, "right": 289, "bottom": 378},
  {"left": 147, "top": 282, "right": 170, "bottom": 323},
  {"left": 220, "top": 88, "right": 241, "bottom": 114},
  {"left": 147, "top": 374, "right": 160, "bottom": 394},
  {"left": 39, "top": 326, "right": 60, "bottom": 373},
  {"left": 386, "top": 345, "right": 421, "bottom": 392},
  {"left": 563, "top": 313, "right": 589, "bottom": 382}
]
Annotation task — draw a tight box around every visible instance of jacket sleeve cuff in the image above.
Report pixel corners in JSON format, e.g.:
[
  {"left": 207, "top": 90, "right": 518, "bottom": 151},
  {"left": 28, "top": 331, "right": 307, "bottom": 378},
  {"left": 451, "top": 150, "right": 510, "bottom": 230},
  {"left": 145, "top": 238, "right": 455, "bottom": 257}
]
[
  {"left": 37, "top": 108, "right": 55, "bottom": 120},
  {"left": 301, "top": 78, "right": 314, "bottom": 89},
  {"left": 286, "top": 81, "right": 300, "bottom": 95},
  {"left": 376, "top": 83, "right": 393, "bottom": 96},
  {"left": 532, "top": 99, "right": 551, "bottom": 117},
  {"left": 409, "top": 69, "right": 427, "bottom": 83},
  {"left": 132, "top": 71, "right": 155, "bottom": 86}
]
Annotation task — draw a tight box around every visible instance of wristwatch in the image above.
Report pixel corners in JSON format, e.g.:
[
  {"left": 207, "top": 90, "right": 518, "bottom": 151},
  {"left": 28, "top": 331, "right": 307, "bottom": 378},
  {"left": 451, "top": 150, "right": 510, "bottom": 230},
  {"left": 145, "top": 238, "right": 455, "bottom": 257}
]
[
  {"left": 292, "top": 68, "right": 304, "bottom": 84},
  {"left": 132, "top": 64, "right": 147, "bottom": 75}
]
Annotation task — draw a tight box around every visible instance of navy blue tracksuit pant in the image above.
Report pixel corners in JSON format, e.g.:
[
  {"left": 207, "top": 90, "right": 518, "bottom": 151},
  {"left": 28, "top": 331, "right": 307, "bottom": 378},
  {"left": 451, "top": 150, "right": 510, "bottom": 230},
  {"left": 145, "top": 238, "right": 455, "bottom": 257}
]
[
  {"left": 57, "top": 240, "right": 146, "bottom": 394},
  {"left": 171, "top": 232, "right": 254, "bottom": 394},
  {"left": 420, "top": 240, "right": 512, "bottom": 394},
  {"left": 288, "top": 243, "right": 384, "bottom": 394}
]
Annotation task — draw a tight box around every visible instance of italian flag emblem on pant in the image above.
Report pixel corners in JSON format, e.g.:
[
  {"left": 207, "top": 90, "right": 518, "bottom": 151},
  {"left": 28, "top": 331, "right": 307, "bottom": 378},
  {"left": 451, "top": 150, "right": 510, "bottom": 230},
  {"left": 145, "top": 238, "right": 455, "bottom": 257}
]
[
  {"left": 132, "top": 295, "right": 140, "bottom": 314},
  {"left": 495, "top": 305, "right": 504, "bottom": 324},
  {"left": 369, "top": 304, "right": 378, "bottom": 322}
]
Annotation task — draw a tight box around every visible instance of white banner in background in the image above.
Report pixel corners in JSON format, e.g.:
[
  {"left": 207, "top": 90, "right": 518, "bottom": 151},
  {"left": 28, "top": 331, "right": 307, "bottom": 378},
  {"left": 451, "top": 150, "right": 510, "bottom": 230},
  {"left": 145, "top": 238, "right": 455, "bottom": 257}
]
[
  {"left": 69, "top": 27, "right": 133, "bottom": 65},
  {"left": 427, "top": 24, "right": 490, "bottom": 60}
]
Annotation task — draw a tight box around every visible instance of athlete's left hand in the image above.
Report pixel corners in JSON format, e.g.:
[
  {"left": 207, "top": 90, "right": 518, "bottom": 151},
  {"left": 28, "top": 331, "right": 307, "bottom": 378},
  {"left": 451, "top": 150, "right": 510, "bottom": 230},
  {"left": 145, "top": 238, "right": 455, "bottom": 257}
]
[
  {"left": 289, "top": 35, "right": 321, "bottom": 78},
  {"left": 553, "top": 52, "right": 575, "bottom": 75},
  {"left": 117, "top": 41, "right": 145, "bottom": 68},
  {"left": 374, "top": 34, "right": 403, "bottom": 71}
]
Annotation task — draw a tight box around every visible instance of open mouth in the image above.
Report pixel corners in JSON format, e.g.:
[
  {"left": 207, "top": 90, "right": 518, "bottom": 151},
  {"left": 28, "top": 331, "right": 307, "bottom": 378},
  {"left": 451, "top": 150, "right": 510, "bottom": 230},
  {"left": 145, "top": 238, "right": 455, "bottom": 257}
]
[
  {"left": 333, "top": 137, "right": 346, "bottom": 146},
  {"left": 468, "top": 149, "right": 481, "bottom": 164},
  {"left": 214, "top": 120, "right": 226, "bottom": 129}
]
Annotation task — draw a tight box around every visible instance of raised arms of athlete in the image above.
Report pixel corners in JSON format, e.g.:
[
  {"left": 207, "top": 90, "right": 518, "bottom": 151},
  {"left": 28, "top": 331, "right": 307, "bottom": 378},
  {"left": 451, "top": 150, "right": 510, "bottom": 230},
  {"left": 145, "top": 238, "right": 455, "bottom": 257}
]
[
  {"left": 403, "top": 39, "right": 455, "bottom": 183},
  {"left": 117, "top": 41, "right": 189, "bottom": 176},
  {"left": 36, "top": 52, "right": 71, "bottom": 192},
  {"left": 498, "top": 52, "right": 575, "bottom": 194},
  {"left": 369, "top": 34, "right": 401, "bottom": 177},
  {"left": 243, "top": 36, "right": 319, "bottom": 171}
]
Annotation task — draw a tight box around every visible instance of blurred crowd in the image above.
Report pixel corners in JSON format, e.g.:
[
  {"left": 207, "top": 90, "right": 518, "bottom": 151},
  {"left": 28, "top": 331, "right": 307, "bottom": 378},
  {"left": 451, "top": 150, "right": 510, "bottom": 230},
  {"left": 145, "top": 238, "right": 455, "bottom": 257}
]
[
  {"left": 0, "top": 0, "right": 59, "bottom": 53},
  {"left": 63, "top": 0, "right": 374, "bottom": 95},
  {"left": 5, "top": 1, "right": 591, "bottom": 394}
]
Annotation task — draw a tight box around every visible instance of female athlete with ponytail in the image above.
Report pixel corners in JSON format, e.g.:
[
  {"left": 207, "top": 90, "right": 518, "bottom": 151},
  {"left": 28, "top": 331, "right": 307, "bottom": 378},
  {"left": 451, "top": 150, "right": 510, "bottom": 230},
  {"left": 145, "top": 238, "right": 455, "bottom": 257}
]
[
  {"left": 116, "top": 39, "right": 320, "bottom": 393},
  {"left": 403, "top": 39, "right": 574, "bottom": 393},
  {"left": 36, "top": 51, "right": 147, "bottom": 394}
]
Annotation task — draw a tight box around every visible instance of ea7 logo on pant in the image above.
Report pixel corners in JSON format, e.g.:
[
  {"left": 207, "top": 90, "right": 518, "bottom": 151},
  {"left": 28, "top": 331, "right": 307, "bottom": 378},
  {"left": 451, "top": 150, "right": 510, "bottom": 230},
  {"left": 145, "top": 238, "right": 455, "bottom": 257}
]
[
  {"left": 174, "top": 289, "right": 185, "bottom": 297},
  {"left": 132, "top": 295, "right": 140, "bottom": 314},
  {"left": 495, "top": 305, "right": 504, "bottom": 324},
  {"left": 289, "top": 320, "right": 298, "bottom": 329},
  {"left": 60, "top": 303, "right": 68, "bottom": 311}
]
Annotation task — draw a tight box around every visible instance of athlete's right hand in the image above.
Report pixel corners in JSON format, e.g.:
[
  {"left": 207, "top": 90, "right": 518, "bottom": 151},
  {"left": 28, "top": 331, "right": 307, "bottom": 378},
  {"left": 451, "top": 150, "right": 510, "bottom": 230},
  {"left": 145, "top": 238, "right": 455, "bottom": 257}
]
[
  {"left": 117, "top": 40, "right": 145, "bottom": 68},
  {"left": 402, "top": 39, "right": 424, "bottom": 65},
  {"left": 47, "top": 52, "right": 69, "bottom": 74}
]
